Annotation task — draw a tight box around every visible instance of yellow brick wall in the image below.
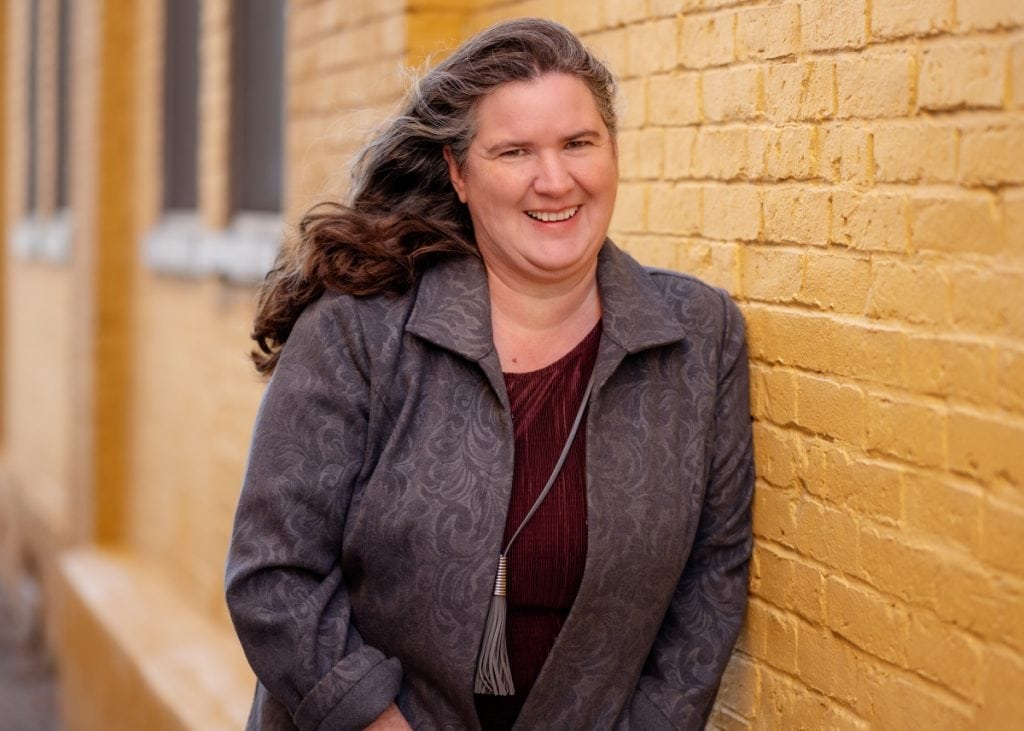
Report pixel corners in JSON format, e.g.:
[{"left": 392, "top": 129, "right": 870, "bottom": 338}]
[{"left": 460, "top": 1, "right": 1023, "bottom": 727}]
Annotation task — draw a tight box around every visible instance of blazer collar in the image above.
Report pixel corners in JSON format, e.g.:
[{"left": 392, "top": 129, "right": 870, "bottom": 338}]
[{"left": 405, "top": 240, "right": 687, "bottom": 362}]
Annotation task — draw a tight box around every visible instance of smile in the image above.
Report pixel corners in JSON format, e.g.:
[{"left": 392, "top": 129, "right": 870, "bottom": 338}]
[{"left": 525, "top": 206, "right": 579, "bottom": 223}]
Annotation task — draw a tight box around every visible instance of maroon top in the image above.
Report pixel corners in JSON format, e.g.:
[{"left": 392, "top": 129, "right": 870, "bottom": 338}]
[{"left": 475, "top": 321, "right": 602, "bottom": 729}]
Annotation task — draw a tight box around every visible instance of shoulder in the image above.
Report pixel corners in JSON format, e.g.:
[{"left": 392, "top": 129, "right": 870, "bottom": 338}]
[{"left": 644, "top": 265, "right": 744, "bottom": 336}]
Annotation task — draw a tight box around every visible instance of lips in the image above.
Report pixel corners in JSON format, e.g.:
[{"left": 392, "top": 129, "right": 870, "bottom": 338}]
[{"left": 525, "top": 206, "right": 579, "bottom": 222}]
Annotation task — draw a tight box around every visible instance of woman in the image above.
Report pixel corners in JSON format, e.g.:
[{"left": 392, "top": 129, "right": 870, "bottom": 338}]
[{"left": 226, "top": 17, "right": 754, "bottom": 731}]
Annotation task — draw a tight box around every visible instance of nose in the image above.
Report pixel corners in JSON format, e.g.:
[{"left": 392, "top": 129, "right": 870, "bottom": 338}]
[{"left": 532, "top": 152, "right": 574, "bottom": 197}]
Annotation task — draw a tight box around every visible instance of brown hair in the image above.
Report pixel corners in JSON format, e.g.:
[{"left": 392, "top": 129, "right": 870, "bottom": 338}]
[{"left": 251, "top": 17, "right": 618, "bottom": 374}]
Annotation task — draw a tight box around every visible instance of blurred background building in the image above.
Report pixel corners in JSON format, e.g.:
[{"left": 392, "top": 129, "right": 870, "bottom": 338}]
[{"left": 0, "top": 0, "right": 1021, "bottom": 729}]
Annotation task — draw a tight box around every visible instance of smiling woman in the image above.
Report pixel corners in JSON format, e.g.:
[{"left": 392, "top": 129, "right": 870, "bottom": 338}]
[{"left": 226, "top": 17, "right": 754, "bottom": 731}]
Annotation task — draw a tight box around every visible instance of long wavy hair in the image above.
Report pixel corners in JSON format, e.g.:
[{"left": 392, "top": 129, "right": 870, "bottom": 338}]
[{"left": 251, "top": 17, "right": 619, "bottom": 374}]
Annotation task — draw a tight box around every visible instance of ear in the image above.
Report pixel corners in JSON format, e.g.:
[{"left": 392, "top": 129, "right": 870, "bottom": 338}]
[{"left": 443, "top": 146, "right": 468, "bottom": 203}]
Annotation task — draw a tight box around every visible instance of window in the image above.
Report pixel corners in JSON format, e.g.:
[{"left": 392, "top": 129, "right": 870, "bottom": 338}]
[{"left": 163, "top": 0, "right": 200, "bottom": 211}]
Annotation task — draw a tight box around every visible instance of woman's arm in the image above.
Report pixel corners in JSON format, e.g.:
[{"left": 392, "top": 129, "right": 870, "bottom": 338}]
[
  {"left": 621, "top": 292, "right": 755, "bottom": 730},
  {"left": 225, "top": 294, "right": 402, "bottom": 731}
]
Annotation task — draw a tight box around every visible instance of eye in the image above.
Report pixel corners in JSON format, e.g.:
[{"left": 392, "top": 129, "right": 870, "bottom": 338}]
[
  {"left": 566, "top": 139, "right": 593, "bottom": 150},
  {"left": 500, "top": 148, "right": 527, "bottom": 158}
]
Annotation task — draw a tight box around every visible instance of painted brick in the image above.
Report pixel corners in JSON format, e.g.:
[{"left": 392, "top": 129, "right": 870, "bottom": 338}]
[
  {"left": 919, "top": 40, "right": 1006, "bottom": 111},
  {"left": 627, "top": 18, "right": 678, "bottom": 76},
  {"left": 752, "top": 465, "right": 799, "bottom": 536},
  {"left": 866, "top": 395, "right": 947, "bottom": 469},
  {"left": 957, "top": 0, "right": 1024, "bottom": 31},
  {"left": 979, "top": 647, "right": 1024, "bottom": 727},
  {"left": 867, "top": 260, "right": 950, "bottom": 326},
  {"left": 905, "top": 335, "right": 995, "bottom": 404},
  {"left": 856, "top": 526, "right": 940, "bottom": 606},
  {"left": 702, "top": 65, "right": 762, "bottom": 122},
  {"left": 716, "top": 653, "right": 760, "bottom": 720},
  {"left": 796, "top": 623, "right": 862, "bottom": 705},
  {"left": 702, "top": 184, "right": 761, "bottom": 240},
  {"left": 679, "top": 11, "right": 736, "bottom": 68},
  {"left": 934, "top": 559, "right": 1024, "bottom": 652},
  {"left": 741, "top": 245, "right": 803, "bottom": 302},
  {"left": 706, "top": 241, "right": 741, "bottom": 292},
  {"left": 802, "top": 439, "right": 903, "bottom": 522},
  {"left": 763, "top": 60, "right": 835, "bottom": 122},
  {"left": 693, "top": 126, "right": 748, "bottom": 180},
  {"left": 737, "top": 3, "right": 800, "bottom": 61},
  {"left": 755, "top": 366, "right": 798, "bottom": 427},
  {"left": 826, "top": 577, "right": 906, "bottom": 665},
  {"left": 663, "top": 127, "right": 697, "bottom": 179},
  {"left": 997, "top": 348, "right": 1024, "bottom": 413},
  {"left": 611, "top": 181, "right": 647, "bottom": 231},
  {"left": 794, "top": 372, "right": 866, "bottom": 444},
  {"left": 559, "top": 1, "right": 607, "bottom": 34},
  {"left": 949, "top": 268, "right": 1024, "bottom": 338},
  {"left": 837, "top": 51, "right": 913, "bottom": 119},
  {"left": 802, "top": 0, "right": 867, "bottom": 51},
  {"left": 619, "top": 234, "right": 678, "bottom": 269},
  {"left": 910, "top": 193, "right": 1003, "bottom": 254},
  {"left": 649, "top": 0, "right": 703, "bottom": 16},
  {"left": 819, "top": 125, "right": 872, "bottom": 184},
  {"left": 636, "top": 127, "right": 666, "bottom": 179},
  {"left": 871, "top": 0, "right": 953, "bottom": 39},
  {"left": 1014, "top": 39, "right": 1024, "bottom": 107},
  {"left": 603, "top": 0, "right": 652, "bottom": 26},
  {"left": 979, "top": 496, "right": 1024, "bottom": 575},
  {"left": 906, "top": 611, "right": 983, "bottom": 699},
  {"left": 948, "top": 408, "right": 1024, "bottom": 485},
  {"left": 739, "top": 598, "right": 769, "bottom": 661},
  {"left": 873, "top": 122, "right": 957, "bottom": 183},
  {"left": 748, "top": 125, "right": 817, "bottom": 181},
  {"left": 648, "top": 72, "right": 701, "bottom": 125},
  {"left": 620, "top": 77, "right": 647, "bottom": 129},
  {"left": 800, "top": 251, "right": 871, "bottom": 313},
  {"left": 959, "top": 124, "right": 1024, "bottom": 186},
  {"left": 903, "top": 470, "right": 981, "bottom": 551},
  {"left": 587, "top": 28, "right": 630, "bottom": 81},
  {"left": 761, "top": 610, "right": 798, "bottom": 675},
  {"left": 615, "top": 129, "right": 642, "bottom": 179},
  {"left": 763, "top": 186, "right": 831, "bottom": 245},
  {"left": 647, "top": 182, "right": 701, "bottom": 234},
  {"left": 754, "top": 544, "right": 826, "bottom": 623},
  {"left": 858, "top": 664, "right": 975, "bottom": 730}
]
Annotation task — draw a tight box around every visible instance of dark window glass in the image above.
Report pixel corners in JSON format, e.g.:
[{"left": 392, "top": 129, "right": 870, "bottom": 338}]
[
  {"left": 163, "top": 0, "right": 200, "bottom": 209},
  {"left": 56, "top": 0, "right": 70, "bottom": 209},
  {"left": 26, "top": 0, "right": 39, "bottom": 212}
]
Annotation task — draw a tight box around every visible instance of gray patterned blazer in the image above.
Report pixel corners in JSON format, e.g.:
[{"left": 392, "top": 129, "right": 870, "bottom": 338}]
[{"left": 225, "top": 241, "right": 754, "bottom": 730}]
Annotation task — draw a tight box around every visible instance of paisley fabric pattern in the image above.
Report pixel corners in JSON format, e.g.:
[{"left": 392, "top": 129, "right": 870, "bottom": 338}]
[{"left": 225, "top": 241, "right": 755, "bottom": 731}]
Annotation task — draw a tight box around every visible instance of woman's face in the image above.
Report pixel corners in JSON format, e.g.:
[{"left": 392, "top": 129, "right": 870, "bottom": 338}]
[{"left": 444, "top": 73, "right": 618, "bottom": 290}]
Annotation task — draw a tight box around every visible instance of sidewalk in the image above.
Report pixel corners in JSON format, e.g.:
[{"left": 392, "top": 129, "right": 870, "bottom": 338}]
[{"left": 0, "top": 584, "right": 62, "bottom": 731}]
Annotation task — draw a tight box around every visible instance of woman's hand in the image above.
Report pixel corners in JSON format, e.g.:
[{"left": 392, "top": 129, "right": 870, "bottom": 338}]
[{"left": 365, "top": 703, "right": 412, "bottom": 730}]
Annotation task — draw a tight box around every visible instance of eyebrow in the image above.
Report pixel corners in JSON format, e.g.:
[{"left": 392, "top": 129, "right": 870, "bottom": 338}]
[{"left": 482, "top": 128, "right": 603, "bottom": 156}]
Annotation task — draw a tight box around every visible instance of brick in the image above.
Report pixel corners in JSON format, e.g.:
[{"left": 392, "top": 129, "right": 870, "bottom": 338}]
[
  {"left": 754, "top": 365, "right": 798, "bottom": 427},
  {"left": 791, "top": 497, "right": 860, "bottom": 577},
  {"left": 615, "top": 129, "right": 642, "bottom": 179},
  {"left": 754, "top": 543, "right": 826, "bottom": 622},
  {"left": 959, "top": 124, "right": 1024, "bottom": 186},
  {"left": 910, "top": 193, "right": 1002, "bottom": 254},
  {"left": 1014, "top": 39, "right": 1024, "bottom": 107},
  {"left": 873, "top": 122, "right": 957, "bottom": 183},
  {"left": 903, "top": 471, "right": 981, "bottom": 551},
  {"left": 679, "top": 11, "right": 736, "bottom": 69},
  {"left": 626, "top": 18, "right": 678, "bottom": 76},
  {"left": 702, "top": 184, "right": 761, "bottom": 240},
  {"left": 803, "top": 440, "right": 903, "bottom": 522},
  {"left": 620, "top": 77, "right": 647, "bottom": 129},
  {"left": 794, "top": 373, "right": 866, "bottom": 444},
  {"left": 748, "top": 125, "right": 817, "bottom": 181},
  {"left": 559, "top": 1, "right": 606, "bottom": 34},
  {"left": 800, "top": 251, "right": 871, "bottom": 313},
  {"left": 796, "top": 623, "right": 861, "bottom": 705},
  {"left": 620, "top": 234, "right": 678, "bottom": 269},
  {"left": 957, "top": 0, "right": 1024, "bottom": 31},
  {"left": 934, "top": 558, "right": 1024, "bottom": 651},
  {"left": 919, "top": 40, "right": 1006, "bottom": 111},
  {"left": 636, "top": 127, "right": 666, "bottom": 179},
  {"left": 979, "top": 647, "right": 1024, "bottom": 726},
  {"left": 866, "top": 260, "right": 950, "bottom": 326},
  {"left": 835, "top": 190, "right": 909, "bottom": 250},
  {"left": 871, "top": 0, "right": 953, "bottom": 39},
  {"left": 857, "top": 526, "right": 942, "bottom": 604},
  {"left": 702, "top": 65, "right": 762, "bottom": 122},
  {"left": 716, "top": 654, "right": 759, "bottom": 719},
  {"left": 752, "top": 470, "right": 799, "bottom": 538},
  {"left": 826, "top": 577, "right": 906, "bottom": 664},
  {"left": 708, "top": 242, "right": 741, "bottom": 291},
  {"left": 866, "top": 395, "right": 947, "bottom": 469},
  {"left": 663, "top": 127, "right": 697, "bottom": 179},
  {"left": 693, "top": 126, "right": 748, "bottom": 180},
  {"left": 763, "top": 186, "right": 831, "bottom": 245},
  {"left": 764, "top": 608, "right": 798, "bottom": 674},
  {"left": 739, "top": 598, "right": 769, "bottom": 660},
  {"left": 649, "top": 0, "right": 703, "bottom": 15},
  {"left": 996, "top": 348, "right": 1024, "bottom": 413},
  {"left": 819, "top": 125, "right": 872, "bottom": 184},
  {"left": 949, "top": 408, "right": 1024, "bottom": 486},
  {"left": 906, "top": 612, "right": 983, "bottom": 699},
  {"left": 980, "top": 496, "right": 1024, "bottom": 575},
  {"left": 587, "top": 28, "right": 629, "bottom": 81},
  {"left": 741, "top": 245, "right": 803, "bottom": 303},
  {"left": 764, "top": 60, "right": 834, "bottom": 122},
  {"left": 837, "top": 51, "right": 913, "bottom": 119},
  {"left": 647, "top": 182, "right": 701, "bottom": 234},
  {"left": 737, "top": 3, "right": 800, "bottom": 61},
  {"left": 1007, "top": 189, "right": 1024, "bottom": 258},
  {"left": 611, "top": 181, "right": 646, "bottom": 231},
  {"left": 857, "top": 664, "right": 974, "bottom": 730},
  {"left": 802, "top": 0, "right": 867, "bottom": 51},
  {"left": 603, "top": 0, "right": 651, "bottom": 26},
  {"left": 905, "top": 335, "right": 995, "bottom": 404},
  {"left": 949, "top": 268, "right": 1024, "bottom": 338},
  {"left": 648, "top": 72, "right": 700, "bottom": 125}
]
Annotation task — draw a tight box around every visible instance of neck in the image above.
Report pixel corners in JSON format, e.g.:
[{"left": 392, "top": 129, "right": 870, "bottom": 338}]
[{"left": 486, "top": 263, "right": 602, "bottom": 372}]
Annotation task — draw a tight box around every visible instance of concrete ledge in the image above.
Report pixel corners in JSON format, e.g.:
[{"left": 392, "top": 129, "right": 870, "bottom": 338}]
[{"left": 56, "top": 548, "right": 253, "bottom": 731}]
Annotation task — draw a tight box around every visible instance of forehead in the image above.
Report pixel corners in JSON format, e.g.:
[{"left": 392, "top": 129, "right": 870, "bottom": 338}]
[{"left": 470, "top": 73, "right": 607, "bottom": 142}]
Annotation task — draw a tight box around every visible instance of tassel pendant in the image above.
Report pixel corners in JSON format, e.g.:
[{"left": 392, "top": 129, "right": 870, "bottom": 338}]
[{"left": 474, "top": 555, "right": 515, "bottom": 695}]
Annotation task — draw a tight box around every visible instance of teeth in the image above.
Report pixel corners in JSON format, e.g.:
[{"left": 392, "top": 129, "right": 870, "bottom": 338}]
[{"left": 527, "top": 207, "right": 578, "bottom": 222}]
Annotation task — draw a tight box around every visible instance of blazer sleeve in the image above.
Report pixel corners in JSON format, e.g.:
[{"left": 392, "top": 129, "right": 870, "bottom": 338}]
[
  {"left": 225, "top": 294, "right": 401, "bottom": 731},
  {"left": 619, "top": 291, "right": 755, "bottom": 730}
]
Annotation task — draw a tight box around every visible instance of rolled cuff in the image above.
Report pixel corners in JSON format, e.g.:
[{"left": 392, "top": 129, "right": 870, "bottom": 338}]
[{"left": 293, "top": 648, "right": 402, "bottom": 731}]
